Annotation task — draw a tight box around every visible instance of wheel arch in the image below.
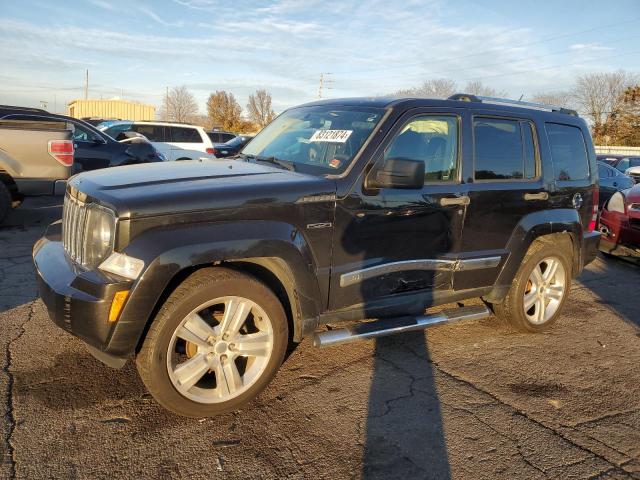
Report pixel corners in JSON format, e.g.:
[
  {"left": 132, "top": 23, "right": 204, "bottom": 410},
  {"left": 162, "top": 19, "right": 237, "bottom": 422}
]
[
  {"left": 108, "top": 221, "right": 322, "bottom": 357},
  {"left": 484, "top": 209, "right": 583, "bottom": 303}
]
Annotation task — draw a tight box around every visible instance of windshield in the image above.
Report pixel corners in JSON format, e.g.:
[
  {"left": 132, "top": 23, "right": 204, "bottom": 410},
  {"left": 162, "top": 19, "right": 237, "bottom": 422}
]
[
  {"left": 242, "top": 105, "right": 384, "bottom": 175},
  {"left": 102, "top": 122, "right": 133, "bottom": 139}
]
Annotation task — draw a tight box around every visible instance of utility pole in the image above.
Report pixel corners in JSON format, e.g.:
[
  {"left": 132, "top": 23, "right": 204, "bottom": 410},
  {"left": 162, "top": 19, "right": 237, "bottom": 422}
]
[
  {"left": 165, "top": 86, "right": 169, "bottom": 121},
  {"left": 84, "top": 69, "right": 89, "bottom": 100},
  {"left": 318, "top": 73, "right": 333, "bottom": 99}
]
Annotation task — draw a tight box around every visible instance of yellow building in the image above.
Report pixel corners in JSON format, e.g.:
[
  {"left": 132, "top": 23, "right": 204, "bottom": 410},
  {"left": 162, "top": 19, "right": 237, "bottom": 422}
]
[{"left": 67, "top": 99, "right": 155, "bottom": 121}]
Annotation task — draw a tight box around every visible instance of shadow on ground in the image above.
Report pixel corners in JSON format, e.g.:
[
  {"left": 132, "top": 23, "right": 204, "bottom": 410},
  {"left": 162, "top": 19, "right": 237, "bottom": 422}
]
[
  {"left": 579, "top": 254, "right": 640, "bottom": 329},
  {"left": 363, "top": 332, "right": 450, "bottom": 479}
]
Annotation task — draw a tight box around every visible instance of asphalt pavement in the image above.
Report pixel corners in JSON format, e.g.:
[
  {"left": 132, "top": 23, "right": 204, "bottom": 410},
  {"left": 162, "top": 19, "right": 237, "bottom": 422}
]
[{"left": 0, "top": 197, "right": 638, "bottom": 479}]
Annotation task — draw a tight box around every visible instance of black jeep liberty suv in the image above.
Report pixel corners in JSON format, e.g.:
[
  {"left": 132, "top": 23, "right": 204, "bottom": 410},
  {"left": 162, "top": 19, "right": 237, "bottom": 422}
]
[{"left": 33, "top": 94, "right": 600, "bottom": 417}]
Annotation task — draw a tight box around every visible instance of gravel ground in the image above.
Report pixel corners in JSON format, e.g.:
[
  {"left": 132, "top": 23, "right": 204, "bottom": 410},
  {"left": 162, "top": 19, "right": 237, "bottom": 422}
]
[{"left": 0, "top": 197, "right": 638, "bottom": 480}]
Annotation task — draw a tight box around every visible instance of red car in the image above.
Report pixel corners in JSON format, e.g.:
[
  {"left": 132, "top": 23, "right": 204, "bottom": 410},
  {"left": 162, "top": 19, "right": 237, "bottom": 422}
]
[{"left": 599, "top": 183, "right": 640, "bottom": 255}]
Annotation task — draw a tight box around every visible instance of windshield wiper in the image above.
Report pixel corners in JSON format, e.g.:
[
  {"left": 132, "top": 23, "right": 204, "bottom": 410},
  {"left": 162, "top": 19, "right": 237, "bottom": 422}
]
[{"left": 241, "top": 153, "right": 296, "bottom": 171}]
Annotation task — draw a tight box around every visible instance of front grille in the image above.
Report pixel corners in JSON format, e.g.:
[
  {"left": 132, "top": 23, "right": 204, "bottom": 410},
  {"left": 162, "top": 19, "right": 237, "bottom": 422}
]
[
  {"left": 630, "top": 218, "right": 640, "bottom": 231},
  {"left": 630, "top": 173, "right": 640, "bottom": 184},
  {"left": 62, "top": 193, "right": 88, "bottom": 265}
]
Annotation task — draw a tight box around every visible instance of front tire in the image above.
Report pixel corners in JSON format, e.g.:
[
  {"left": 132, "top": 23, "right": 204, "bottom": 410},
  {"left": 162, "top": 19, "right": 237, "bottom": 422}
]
[
  {"left": 493, "top": 238, "right": 572, "bottom": 332},
  {"left": 136, "top": 268, "right": 288, "bottom": 417}
]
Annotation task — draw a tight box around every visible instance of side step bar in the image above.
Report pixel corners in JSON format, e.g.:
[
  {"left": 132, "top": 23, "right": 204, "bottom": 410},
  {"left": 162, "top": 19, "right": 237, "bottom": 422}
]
[{"left": 313, "top": 305, "right": 491, "bottom": 348}]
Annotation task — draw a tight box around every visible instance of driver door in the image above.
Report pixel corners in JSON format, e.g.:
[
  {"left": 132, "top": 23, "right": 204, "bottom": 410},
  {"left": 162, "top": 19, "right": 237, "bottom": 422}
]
[{"left": 329, "top": 109, "right": 469, "bottom": 316}]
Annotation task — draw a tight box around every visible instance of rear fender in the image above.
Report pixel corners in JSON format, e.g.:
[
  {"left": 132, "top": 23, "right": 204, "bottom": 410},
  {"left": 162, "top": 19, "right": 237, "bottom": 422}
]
[{"left": 485, "top": 209, "right": 583, "bottom": 302}]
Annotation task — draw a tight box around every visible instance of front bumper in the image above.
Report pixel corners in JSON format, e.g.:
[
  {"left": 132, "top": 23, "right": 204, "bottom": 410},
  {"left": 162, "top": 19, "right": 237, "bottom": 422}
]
[{"left": 33, "top": 221, "right": 132, "bottom": 367}]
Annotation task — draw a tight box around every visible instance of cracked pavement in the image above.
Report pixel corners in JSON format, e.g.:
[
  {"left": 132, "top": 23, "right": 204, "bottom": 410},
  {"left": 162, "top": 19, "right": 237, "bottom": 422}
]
[{"left": 0, "top": 197, "right": 639, "bottom": 479}]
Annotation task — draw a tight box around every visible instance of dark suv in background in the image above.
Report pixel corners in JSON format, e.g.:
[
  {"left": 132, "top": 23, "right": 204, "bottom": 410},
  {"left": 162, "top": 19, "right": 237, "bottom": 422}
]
[{"left": 34, "top": 94, "right": 599, "bottom": 417}]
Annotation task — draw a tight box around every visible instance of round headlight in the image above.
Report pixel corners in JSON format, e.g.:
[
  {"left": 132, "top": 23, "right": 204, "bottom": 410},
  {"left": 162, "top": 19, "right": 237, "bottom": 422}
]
[{"left": 606, "top": 192, "right": 626, "bottom": 214}]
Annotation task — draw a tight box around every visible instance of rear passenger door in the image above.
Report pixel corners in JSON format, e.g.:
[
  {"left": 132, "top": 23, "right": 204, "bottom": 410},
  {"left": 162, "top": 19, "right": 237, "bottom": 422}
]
[{"left": 455, "top": 112, "right": 544, "bottom": 291}]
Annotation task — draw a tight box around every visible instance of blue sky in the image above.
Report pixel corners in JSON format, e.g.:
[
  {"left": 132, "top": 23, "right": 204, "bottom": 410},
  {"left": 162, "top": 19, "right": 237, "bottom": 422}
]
[{"left": 1, "top": 0, "right": 639, "bottom": 115}]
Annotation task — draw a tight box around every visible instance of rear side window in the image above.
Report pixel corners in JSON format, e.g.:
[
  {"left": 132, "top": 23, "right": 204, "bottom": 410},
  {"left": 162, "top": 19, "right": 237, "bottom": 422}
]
[
  {"left": 473, "top": 118, "right": 537, "bottom": 180},
  {"left": 170, "top": 127, "right": 202, "bottom": 143},
  {"left": 132, "top": 124, "right": 166, "bottom": 142},
  {"left": 546, "top": 123, "right": 589, "bottom": 181}
]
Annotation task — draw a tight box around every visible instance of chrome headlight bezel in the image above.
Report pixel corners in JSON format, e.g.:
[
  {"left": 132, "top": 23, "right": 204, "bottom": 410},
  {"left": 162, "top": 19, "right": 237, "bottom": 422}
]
[{"left": 81, "top": 202, "right": 117, "bottom": 268}]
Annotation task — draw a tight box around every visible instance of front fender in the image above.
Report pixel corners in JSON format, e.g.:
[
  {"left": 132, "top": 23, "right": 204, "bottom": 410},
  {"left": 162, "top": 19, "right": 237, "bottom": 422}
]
[
  {"left": 106, "top": 220, "right": 323, "bottom": 356},
  {"left": 485, "top": 209, "right": 583, "bottom": 302}
]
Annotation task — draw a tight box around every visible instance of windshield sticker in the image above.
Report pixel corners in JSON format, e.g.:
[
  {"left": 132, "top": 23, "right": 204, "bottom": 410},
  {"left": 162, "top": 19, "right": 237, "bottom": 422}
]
[{"left": 309, "top": 129, "right": 353, "bottom": 143}]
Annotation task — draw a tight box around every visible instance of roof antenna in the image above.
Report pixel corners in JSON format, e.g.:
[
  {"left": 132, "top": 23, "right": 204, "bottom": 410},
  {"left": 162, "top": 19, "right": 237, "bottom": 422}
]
[{"left": 518, "top": 94, "right": 524, "bottom": 101}]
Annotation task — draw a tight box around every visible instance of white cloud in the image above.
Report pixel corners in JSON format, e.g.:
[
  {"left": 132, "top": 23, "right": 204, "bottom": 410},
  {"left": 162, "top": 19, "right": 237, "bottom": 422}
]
[
  {"left": 87, "top": 0, "right": 113, "bottom": 10},
  {"left": 570, "top": 43, "right": 613, "bottom": 52},
  {"left": 137, "top": 5, "right": 185, "bottom": 28}
]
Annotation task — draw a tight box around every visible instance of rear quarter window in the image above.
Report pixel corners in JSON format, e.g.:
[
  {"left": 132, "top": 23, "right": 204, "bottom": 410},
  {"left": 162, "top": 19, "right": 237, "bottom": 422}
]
[{"left": 545, "top": 123, "right": 589, "bottom": 181}]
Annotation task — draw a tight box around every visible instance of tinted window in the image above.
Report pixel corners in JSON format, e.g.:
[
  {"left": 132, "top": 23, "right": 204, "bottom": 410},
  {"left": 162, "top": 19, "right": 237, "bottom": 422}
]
[
  {"left": 220, "top": 133, "right": 236, "bottom": 142},
  {"left": 546, "top": 123, "right": 589, "bottom": 181},
  {"left": 170, "top": 127, "right": 202, "bottom": 143},
  {"left": 72, "top": 124, "right": 93, "bottom": 142},
  {"left": 385, "top": 115, "right": 459, "bottom": 182},
  {"left": 474, "top": 118, "right": 536, "bottom": 180},
  {"left": 132, "top": 124, "right": 166, "bottom": 142}
]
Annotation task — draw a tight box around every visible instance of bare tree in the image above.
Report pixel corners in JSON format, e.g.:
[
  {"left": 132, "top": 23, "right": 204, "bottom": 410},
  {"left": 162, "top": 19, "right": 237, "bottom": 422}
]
[
  {"left": 530, "top": 91, "right": 574, "bottom": 108},
  {"left": 159, "top": 86, "right": 198, "bottom": 123},
  {"left": 394, "top": 78, "right": 457, "bottom": 99},
  {"left": 206, "top": 91, "right": 243, "bottom": 131},
  {"left": 464, "top": 80, "right": 507, "bottom": 98},
  {"left": 247, "top": 89, "right": 275, "bottom": 128},
  {"left": 572, "top": 70, "right": 637, "bottom": 127}
]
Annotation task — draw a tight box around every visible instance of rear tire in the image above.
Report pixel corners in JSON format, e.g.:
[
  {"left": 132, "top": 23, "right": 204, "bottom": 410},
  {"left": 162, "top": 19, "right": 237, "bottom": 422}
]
[
  {"left": 0, "top": 182, "right": 12, "bottom": 223},
  {"left": 492, "top": 237, "right": 572, "bottom": 333},
  {"left": 136, "top": 267, "right": 288, "bottom": 417}
]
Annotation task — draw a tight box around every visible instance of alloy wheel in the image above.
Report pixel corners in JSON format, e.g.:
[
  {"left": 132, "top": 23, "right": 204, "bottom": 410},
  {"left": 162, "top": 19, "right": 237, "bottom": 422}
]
[
  {"left": 166, "top": 296, "right": 274, "bottom": 404},
  {"left": 523, "top": 257, "right": 566, "bottom": 325}
]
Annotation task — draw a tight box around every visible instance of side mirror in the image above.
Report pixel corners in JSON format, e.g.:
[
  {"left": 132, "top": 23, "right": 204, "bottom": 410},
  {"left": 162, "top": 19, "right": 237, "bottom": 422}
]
[{"left": 367, "top": 158, "right": 425, "bottom": 189}]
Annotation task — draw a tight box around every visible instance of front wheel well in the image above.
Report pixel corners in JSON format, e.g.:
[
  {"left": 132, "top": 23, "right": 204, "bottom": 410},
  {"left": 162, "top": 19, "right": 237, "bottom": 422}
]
[{"left": 135, "top": 260, "right": 298, "bottom": 353}]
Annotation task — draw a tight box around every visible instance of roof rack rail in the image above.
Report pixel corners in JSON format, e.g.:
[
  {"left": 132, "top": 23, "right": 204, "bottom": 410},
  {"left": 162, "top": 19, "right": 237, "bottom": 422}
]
[{"left": 447, "top": 93, "right": 578, "bottom": 116}]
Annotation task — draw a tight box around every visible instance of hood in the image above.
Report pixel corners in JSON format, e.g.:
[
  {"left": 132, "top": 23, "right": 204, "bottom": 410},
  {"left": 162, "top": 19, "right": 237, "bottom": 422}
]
[
  {"left": 625, "top": 166, "right": 640, "bottom": 174},
  {"left": 69, "top": 159, "right": 336, "bottom": 219}
]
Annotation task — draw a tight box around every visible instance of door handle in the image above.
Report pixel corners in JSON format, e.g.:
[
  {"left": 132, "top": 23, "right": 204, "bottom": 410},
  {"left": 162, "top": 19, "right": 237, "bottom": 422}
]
[
  {"left": 524, "top": 192, "right": 549, "bottom": 201},
  {"left": 439, "top": 195, "right": 470, "bottom": 207}
]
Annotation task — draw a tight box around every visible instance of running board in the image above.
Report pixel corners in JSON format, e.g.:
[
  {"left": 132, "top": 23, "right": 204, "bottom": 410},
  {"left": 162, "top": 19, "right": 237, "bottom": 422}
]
[{"left": 313, "top": 305, "right": 491, "bottom": 348}]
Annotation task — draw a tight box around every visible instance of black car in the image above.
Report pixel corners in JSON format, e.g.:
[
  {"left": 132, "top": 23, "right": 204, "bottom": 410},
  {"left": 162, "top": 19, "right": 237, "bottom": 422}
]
[
  {"left": 1, "top": 112, "right": 164, "bottom": 172},
  {"left": 597, "top": 161, "right": 634, "bottom": 209},
  {"left": 34, "top": 94, "right": 600, "bottom": 417},
  {"left": 206, "top": 129, "right": 236, "bottom": 143},
  {"left": 212, "top": 135, "right": 254, "bottom": 158},
  {"left": 63, "top": 117, "right": 165, "bottom": 172}
]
